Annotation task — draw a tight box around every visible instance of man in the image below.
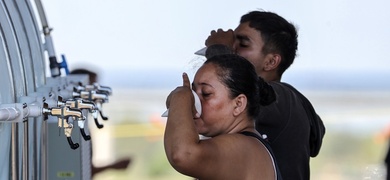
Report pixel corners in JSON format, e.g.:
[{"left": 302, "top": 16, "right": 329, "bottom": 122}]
[{"left": 204, "top": 10, "right": 325, "bottom": 180}]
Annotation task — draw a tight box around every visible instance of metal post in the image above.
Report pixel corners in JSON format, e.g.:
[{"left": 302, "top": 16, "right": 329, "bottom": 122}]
[
  {"left": 41, "top": 120, "right": 48, "bottom": 180},
  {"left": 11, "top": 123, "right": 19, "bottom": 180},
  {"left": 23, "top": 121, "right": 29, "bottom": 180}
]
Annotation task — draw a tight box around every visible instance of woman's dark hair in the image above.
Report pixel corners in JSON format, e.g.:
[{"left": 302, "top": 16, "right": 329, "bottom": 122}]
[
  {"left": 204, "top": 54, "right": 276, "bottom": 118},
  {"left": 240, "top": 10, "right": 298, "bottom": 77}
]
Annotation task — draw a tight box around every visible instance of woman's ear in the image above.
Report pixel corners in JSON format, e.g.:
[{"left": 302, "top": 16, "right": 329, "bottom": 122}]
[{"left": 233, "top": 94, "right": 247, "bottom": 116}]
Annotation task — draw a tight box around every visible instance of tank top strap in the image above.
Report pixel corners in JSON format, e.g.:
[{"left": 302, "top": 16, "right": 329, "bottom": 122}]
[{"left": 239, "top": 131, "right": 283, "bottom": 180}]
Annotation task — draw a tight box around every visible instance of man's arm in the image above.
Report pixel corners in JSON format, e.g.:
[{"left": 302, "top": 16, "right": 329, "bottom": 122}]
[{"left": 205, "top": 44, "right": 234, "bottom": 59}]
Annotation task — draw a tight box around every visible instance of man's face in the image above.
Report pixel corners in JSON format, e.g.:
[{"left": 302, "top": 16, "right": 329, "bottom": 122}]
[{"left": 233, "top": 22, "right": 266, "bottom": 75}]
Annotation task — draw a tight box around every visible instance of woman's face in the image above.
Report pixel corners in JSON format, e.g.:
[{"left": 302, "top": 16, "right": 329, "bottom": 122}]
[{"left": 192, "top": 63, "right": 236, "bottom": 137}]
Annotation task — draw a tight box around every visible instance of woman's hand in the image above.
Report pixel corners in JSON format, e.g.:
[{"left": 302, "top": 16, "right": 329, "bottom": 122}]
[{"left": 165, "top": 73, "right": 198, "bottom": 118}]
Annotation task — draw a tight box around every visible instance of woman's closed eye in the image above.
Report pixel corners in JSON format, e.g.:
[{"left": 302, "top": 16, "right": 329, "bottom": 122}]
[
  {"left": 201, "top": 92, "right": 211, "bottom": 98},
  {"left": 239, "top": 43, "right": 249, "bottom": 48}
]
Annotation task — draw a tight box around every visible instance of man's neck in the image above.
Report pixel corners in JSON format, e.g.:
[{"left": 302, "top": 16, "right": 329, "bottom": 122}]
[{"left": 259, "top": 72, "right": 281, "bottom": 82}]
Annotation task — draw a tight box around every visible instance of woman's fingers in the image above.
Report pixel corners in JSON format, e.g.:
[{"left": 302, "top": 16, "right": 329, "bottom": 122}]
[{"left": 182, "top": 72, "right": 190, "bottom": 88}]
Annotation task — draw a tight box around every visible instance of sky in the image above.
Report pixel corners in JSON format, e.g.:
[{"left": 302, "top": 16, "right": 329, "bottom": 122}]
[{"left": 38, "top": 0, "right": 390, "bottom": 88}]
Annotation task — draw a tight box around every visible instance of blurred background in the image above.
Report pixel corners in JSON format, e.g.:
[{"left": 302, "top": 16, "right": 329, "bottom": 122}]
[{"left": 41, "top": 0, "right": 390, "bottom": 179}]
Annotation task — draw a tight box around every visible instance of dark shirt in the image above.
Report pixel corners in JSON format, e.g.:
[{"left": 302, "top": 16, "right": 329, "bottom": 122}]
[{"left": 256, "top": 82, "right": 319, "bottom": 180}]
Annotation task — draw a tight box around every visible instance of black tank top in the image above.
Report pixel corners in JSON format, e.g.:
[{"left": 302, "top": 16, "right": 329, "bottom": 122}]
[{"left": 240, "top": 131, "right": 283, "bottom": 180}]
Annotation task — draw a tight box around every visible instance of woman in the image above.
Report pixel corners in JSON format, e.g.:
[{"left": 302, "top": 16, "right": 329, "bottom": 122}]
[{"left": 164, "top": 54, "right": 280, "bottom": 180}]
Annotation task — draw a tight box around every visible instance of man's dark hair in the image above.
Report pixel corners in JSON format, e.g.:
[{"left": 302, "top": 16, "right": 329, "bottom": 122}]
[{"left": 70, "top": 68, "right": 98, "bottom": 83}]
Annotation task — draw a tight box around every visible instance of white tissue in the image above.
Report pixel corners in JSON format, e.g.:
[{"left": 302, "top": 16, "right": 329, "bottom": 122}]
[{"left": 162, "top": 90, "right": 202, "bottom": 117}]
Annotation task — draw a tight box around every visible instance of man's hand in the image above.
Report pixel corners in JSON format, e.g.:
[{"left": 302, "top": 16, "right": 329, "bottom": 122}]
[{"left": 205, "top": 29, "right": 235, "bottom": 49}]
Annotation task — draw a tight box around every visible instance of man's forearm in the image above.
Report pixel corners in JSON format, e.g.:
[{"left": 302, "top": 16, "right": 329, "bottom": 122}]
[{"left": 205, "top": 44, "right": 234, "bottom": 59}]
